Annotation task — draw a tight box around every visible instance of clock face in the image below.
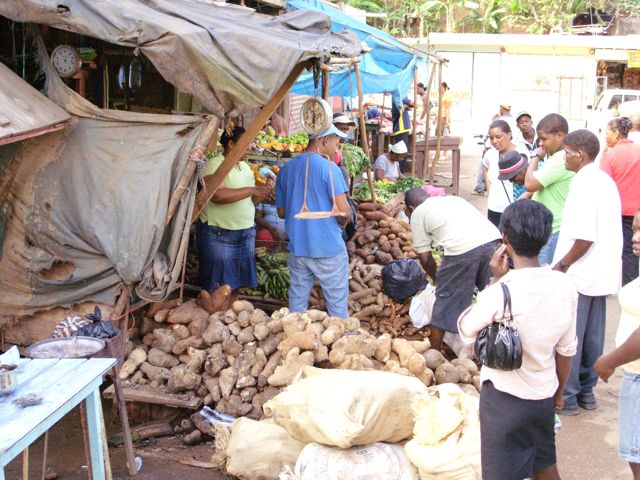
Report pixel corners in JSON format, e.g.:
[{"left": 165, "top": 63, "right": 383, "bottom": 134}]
[
  {"left": 51, "top": 45, "right": 81, "bottom": 78},
  {"left": 300, "top": 98, "right": 333, "bottom": 135}
]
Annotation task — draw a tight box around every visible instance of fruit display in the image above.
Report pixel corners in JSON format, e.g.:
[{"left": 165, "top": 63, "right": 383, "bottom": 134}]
[
  {"left": 250, "top": 163, "right": 280, "bottom": 186},
  {"left": 255, "top": 127, "right": 309, "bottom": 153},
  {"left": 244, "top": 247, "right": 290, "bottom": 301}
]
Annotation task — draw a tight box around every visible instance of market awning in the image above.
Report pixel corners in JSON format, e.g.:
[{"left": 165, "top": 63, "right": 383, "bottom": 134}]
[
  {"left": 0, "top": 0, "right": 361, "bottom": 118},
  {"left": 0, "top": 62, "right": 69, "bottom": 145},
  {"left": 288, "top": 0, "right": 428, "bottom": 103}
]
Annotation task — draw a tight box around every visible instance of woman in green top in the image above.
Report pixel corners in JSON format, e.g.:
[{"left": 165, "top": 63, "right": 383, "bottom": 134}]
[{"left": 196, "top": 126, "right": 273, "bottom": 291}]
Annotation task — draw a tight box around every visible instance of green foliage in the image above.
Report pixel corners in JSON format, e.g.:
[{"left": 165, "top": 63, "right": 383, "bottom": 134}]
[{"left": 342, "top": 144, "right": 371, "bottom": 178}]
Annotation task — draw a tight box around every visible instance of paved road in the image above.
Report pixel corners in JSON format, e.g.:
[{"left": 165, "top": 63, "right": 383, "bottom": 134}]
[{"left": 451, "top": 146, "right": 630, "bottom": 479}]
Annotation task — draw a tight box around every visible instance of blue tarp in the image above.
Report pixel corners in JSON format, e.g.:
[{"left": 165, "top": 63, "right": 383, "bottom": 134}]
[{"left": 288, "top": 0, "right": 428, "bottom": 104}]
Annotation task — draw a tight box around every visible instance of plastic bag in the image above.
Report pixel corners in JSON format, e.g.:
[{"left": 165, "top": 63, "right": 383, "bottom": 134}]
[
  {"left": 473, "top": 283, "right": 522, "bottom": 371},
  {"left": 382, "top": 259, "right": 427, "bottom": 303},
  {"left": 74, "top": 307, "right": 120, "bottom": 340},
  {"left": 409, "top": 285, "right": 436, "bottom": 328}
]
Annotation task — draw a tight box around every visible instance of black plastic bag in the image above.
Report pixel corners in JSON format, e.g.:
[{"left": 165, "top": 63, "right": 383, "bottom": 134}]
[
  {"left": 342, "top": 196, "right": 359, "bottom": 242},
  {"left": 474, "top": 283, "right": 522, "bottom": 371},
  {"left": 74, "top": 307, "right": 120, "bottom": 340},
  {"left": 382, "top": 259, "right": 427, "bottom": 303}
]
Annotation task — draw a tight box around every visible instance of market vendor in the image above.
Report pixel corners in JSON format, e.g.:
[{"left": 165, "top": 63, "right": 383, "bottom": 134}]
[
  {"left": 196, "top": 126, "right": 274, "bottom": 292},
  {"left": 333, "top": 114, "right": 356, "bottom": 185},
  {"left": 374, "top": 141, "right": 406, "bottom": 181}
]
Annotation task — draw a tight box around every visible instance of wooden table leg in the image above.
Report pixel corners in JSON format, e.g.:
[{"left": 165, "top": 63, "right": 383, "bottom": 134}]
[
  {"left": 84, "top": 390, "right": 107, "bottom": 480},
  {"left": 22, "top": 448, "right": 28, "bottom": 480},
  {"left": 452, "top": 149, "right": 461, "bottom": 196}
]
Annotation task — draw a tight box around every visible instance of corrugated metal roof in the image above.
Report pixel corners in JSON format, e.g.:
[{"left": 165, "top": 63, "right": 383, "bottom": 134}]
[{"left": 0, "top": 62, "right": 70, "bottom": 145}]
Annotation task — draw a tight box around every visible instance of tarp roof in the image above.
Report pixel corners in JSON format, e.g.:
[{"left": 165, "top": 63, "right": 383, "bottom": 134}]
[
  {"left": 0, "top": 62, "right": 70, "bottom": 145},
  {"left": 288, "top": 0, "right": 427, "bottom": 103},
  {"left": 0, "top": 0, "right": 361, "bottom": 118}
]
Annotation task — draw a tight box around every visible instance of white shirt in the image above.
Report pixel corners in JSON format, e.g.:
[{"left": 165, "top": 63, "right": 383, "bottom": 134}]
[
  {"left": 374, "top": 154, "right": 400, "bottom": 181},
  {"left": 629, "top": 131, "right": 640, "bottom": 145},
  {"left": 482, "top": 144, "right": 529, "bottom": 213},
  {"left": 553, "top": 163, "right": 622, "bottom": 296},
  {"left": 458, "top": 267, "right": 578, "bottom": 400},
  {"left": 615, "top": 277, "right": 640, "bottom": 373},
  {"left": 411, "top": 196, "right": 500, "bottom": 256}
]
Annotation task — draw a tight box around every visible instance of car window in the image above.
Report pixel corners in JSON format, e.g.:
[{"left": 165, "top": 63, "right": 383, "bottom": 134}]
[
  {"left": 624, "top": 95, "right": 638, "bottom": 103},
  {"left": 608, "top": 95, "right": 622, "bottom": 109}
]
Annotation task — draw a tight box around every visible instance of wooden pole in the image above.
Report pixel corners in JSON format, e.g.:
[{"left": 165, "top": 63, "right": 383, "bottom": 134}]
[
  {"left": 421, "top": 62, "right": 437, "bottom": 180},
  {"left": 191, "top": 61, "right": 309, "bottom": 223},
  {"left": 354, "top": 63, "right": 377, "bottom": 204},
  {"left": 410, "top": 66, "right": 418, "bottom": 176},
  {"left": 322, "top": 69, "right": 330, "bottom": 101},
  {"left": 429, "top": 61, "right": 444, "bottom": 184}
]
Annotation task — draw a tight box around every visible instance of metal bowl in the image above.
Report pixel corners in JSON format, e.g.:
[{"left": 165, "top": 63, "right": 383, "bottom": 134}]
[
  {"left": 26, "top": 336, "right": 106, "bottom": 359},
  {"left": 0, "top": 363, "right": 18, "bottom": 396}
]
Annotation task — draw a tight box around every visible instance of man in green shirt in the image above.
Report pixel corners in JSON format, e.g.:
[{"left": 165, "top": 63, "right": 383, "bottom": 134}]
[{"left": 524, "top": 113, "right": 574, "bottom": 265}]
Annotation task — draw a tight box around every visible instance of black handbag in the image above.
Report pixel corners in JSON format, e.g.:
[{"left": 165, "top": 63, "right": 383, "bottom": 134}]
[{"left": 474, "top": 283, "right": 523, "bottom": 371}]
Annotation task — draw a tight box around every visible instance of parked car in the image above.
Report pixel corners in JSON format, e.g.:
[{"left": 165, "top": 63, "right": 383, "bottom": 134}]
[{"left": 586, "top": 88, "right": 640, "bottom": 137}]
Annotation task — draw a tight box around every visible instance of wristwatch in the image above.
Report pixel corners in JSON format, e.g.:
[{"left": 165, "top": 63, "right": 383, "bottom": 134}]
[{"left": 558, "top": 259, "right": 568, "bottom": 270}]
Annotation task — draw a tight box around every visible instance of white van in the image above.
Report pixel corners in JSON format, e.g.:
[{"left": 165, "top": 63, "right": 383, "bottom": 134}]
[{"left": 586, "top": 89, "right": 640, "bottom": 136}]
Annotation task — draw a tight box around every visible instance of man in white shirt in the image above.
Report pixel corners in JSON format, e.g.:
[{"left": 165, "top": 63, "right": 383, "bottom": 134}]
[
  {"left": 552, "top": 129, "right": 623, "bottom": 415},
  {"left": 405, "top": 188, "right": 501, "bottom": 351}
]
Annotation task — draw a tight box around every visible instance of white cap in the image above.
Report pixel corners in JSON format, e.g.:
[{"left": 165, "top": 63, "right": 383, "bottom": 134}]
[
  {"left": 390, "top": 141, "right": 408, "bottom": 154},
  {"left": 333, "top": 115, "right": 356, "bottom": 126}
]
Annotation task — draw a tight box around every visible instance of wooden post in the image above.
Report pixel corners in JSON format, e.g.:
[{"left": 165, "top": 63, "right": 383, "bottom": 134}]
[
  {"left": 191, "top": 61, "right": 309, "bottom": 223},
  {"left": 410, "top": 66, "right": 418, "bottom": 176},
  {"left": 429, "top": 61, "right": 444, "bottom": 184},
  {"left": 354, "top": 63, "right": 377, "bottom": 204},
  {"left": 421, "top": 62, "right": 437, "bottom": 180},
  {"left": 322, "top": 69, "right": 330, "bottom": 101}
]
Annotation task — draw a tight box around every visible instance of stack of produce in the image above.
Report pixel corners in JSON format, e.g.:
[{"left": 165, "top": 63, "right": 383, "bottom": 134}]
[
  {"left": 353, "top": 177, "right": 426, "bottom": 204},
  {"left": 255, "top": 127, "right": 309, "bottom": 153},
  {"left": 243, "top": 247, "right": 290, "bottom": 301}
]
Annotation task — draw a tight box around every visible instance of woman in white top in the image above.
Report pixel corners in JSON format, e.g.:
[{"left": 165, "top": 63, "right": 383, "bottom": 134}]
[
  {"left": 482, "top": 119, "right": 529, "bottom": 227},
  {"left": 595, "top": 208, "right": 640, "bottom": 480},
  {"left": 374, "top": 140, "right": 406, "bottom": 181}
]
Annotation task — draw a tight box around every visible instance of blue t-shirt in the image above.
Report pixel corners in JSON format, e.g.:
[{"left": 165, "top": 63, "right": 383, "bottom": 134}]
[{"left": 276, "top": 153, "right": 349, "bottom": 258}]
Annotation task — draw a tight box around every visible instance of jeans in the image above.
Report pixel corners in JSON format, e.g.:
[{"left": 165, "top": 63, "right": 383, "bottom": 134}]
[
  {"left": 618, "top": 372, "right": 640, "bottom": 463},
  {"left": 623, "top": 215, "right": 640, "bottom": 286},
  {"left": 539, "top": 231, "right": 559, "bottom": 266},
  {"left": 563, "top": 293, "right": 607, "bottom": 407},
  {"left": 287, "top": 248, "right": 349, "bottom": 318},
  {"left": 475, "top": 160, "right": 486, "bottom": 191}
]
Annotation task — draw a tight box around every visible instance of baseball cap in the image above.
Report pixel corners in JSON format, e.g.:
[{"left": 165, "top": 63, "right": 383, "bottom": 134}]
[
  {"left": 333, "top": 115, "right": 356, "bottom": 126},
  {"left": 313, "top": 124, "right": 348, "bottom": 139},
  {"left": 498, "top": 151, "right": 528, "bottom": 181},
  {"left": 500, "top": 100, "right": 512, "bottom": 109},
  {"left": 516, "top": 111, "right": 532, "bottom": 121},
  {"left": 390, "top": 141, "right": 408, "bottom": 154}
]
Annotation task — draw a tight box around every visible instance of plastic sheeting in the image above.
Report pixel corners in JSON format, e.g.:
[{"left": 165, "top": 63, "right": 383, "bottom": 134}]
[
  {"left": 288, "top": 0, "right": 428, "bottom": 103},
  {"left": 0, "top": 0, "right": 361, "bottom": 118},
  {"left": 0, "top": 43, "right": 206, "bottom": 324}
]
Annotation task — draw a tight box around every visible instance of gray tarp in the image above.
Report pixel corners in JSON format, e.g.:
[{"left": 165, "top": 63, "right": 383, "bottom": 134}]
[
  {"left": 0, "top": 0, "right": 361, "bottom": 117},
  {"left": 0, "top": 42, "right": 207, "bottom": 324}
]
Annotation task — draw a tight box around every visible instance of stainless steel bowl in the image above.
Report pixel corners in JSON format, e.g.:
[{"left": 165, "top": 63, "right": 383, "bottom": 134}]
[
  {"left": 0, "top": 363, "right": 18, "bottom": 396},
  {"left": 26, "top": 336, "right": 106, "bottom": 359}
]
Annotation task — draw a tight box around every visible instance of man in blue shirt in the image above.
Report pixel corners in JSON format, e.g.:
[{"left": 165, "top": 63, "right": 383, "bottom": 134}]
[
  {"left": 391, "top": 96, "right": 413, "bottom": 172},
  {"left": 276, "top": 125, "right": 351, "bottom": 318}
]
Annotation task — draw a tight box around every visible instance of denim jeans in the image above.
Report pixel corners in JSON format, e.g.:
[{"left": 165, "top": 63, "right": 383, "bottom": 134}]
[
  {"left": 619, "top": 372, "right": 640, "bottom": 463},
  {"left": 475, "top": 160, "right": 486, "bottom": 191},
  {"left": 538, "top": 231, "right": 559, "bottom": 266},
  {"left": 563, "top": 293, "right": 607, "bottom": 407},
  {"left": 287, "top": 248, "right": 349, "bottom": 318}
]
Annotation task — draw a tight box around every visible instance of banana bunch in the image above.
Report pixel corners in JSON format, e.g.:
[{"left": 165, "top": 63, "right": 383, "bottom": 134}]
[{"left": 252, "top": 248, "right": 290, "bottom": 300}]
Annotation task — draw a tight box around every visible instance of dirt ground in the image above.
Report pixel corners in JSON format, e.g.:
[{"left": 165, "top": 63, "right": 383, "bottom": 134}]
[{"left": 5, "top": 145, "right": 630, "bottom": 479}]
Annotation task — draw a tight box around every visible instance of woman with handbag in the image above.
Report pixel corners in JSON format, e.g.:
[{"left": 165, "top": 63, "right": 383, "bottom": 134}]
[{"left": 457, "top": 200, "right": 578, "bottom": 480}]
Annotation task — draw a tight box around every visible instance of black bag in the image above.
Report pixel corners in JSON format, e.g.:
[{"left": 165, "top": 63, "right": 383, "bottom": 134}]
[
  {"left": 474, "top": 283, "right": 522, "bottom": 371},
  {"left": 342, "top": 196, "right": 359, "bottom": 242},
  {"left": 382, "top": 259, "right": 427, "bottom": 303},
  {"left": 74, "top": 307, "right": 120, "bottom": 340}
]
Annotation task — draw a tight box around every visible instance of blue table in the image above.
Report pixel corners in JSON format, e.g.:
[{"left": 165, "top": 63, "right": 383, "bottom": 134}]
[{"left": 0, "top": 358, "right": 116, "bottom": 480}]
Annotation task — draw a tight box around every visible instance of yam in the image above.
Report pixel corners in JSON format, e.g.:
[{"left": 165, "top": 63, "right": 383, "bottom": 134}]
[
  {"left": 267, "top": 318, "right": 284, "bottom": 334},
  {"left": 168, "top": 365, "right": 201, "bottom": 393},
  {"left": 202, "top": 320, "right": 230, "bottom": 344},
  {"left": 374, "top": 334, "right": 392, "bottom": 363},
  {"left": 240, "top": 387, "right": 258, "bottom": 404},
  {"left": 216, "top": 395, "right": 252, "bottom": 418},
  {"left": 358, "top": 202, "right": 382, "bottom": 212},
  {"left": 434, "top": 362, "right": 460, "bottom": 385},
  {"left": 232, "top": 300, "right": 254, "bottom": 314},
  {"left": 451, "top": 358, "right": 480, "bottom": 377},
  {"left": 378, "top": 219, "right": 391, "bottom": 228},
  {"left": 348, "top": 288, "right": 375, "bottom": 301},
  {"left": 320, "top": 324, "right": 345, "bottom": 345},
  {"left": 277, "top": 330, "right": 320, "bottom": 352},
  {"left": 306, "top": 309, "right": 327, "bottom": 323},
  {"left": 314, "top": 345, "right": 329, "bottom": 363},
  {"left": 390, "top": 247, "right": 404, "bottom": 259},
  {"left": 374, "top": 251, "right": 393, "bottom": 265},
  {"left": 167, "top": 299, "right": 209, "bottom": 325},
  {"left": 153, "top": 309, "right": 170, "bottom": 323},
  {"left": 171, "top": 324, "right": 190, "bottom": 340},
  {"left": 204, "top": 352, "right": 226, "bottom": 377},
  {"left": 152, "top": 329, "right": 176, "bottom": 353},
  {"left": 219, "top": 365, "right": 239, "bottom": 400},
  {"left": 249, "top": 309, "right": 269, "bottom": 326},
  {"left": 207, "top": 284, "right": 233, "bottom": 313},
  {"left": 253, "top": 323, "right": 271, "bottom": 341},
  {"left": 408, "top": 339, "right": 431, "bottom": 353},
  {"left": 251, "top": 348, "right": 268, "bottom": 377},
  {"left": 119, "top": 347, "right": 147, "bottom": 379},
  {"left": 229, "top": 321, "right": 242, "bottom": 337},
  {"left": 355, "top": 304, "right": 382, "bottom": 319},
  {"left": 223, "top": 310, "right": 238, "bottom": 325},
  {"left": 147, "top": 348, "right": 180, "bottom": 368},
  {"left": 130, "top": 370, "right": 145, "bottom": 385},
  {"left": 364, "top": 211, "right": 386, "bottom": 221},
  {"left": 423, "top": 349, "right": 447, "bottom": 370},
  {"left": 305, "top": 322, "right": 324, "bottom": 338},
  {"left": 140, "top": 362, "right": 170, "bottom": 383},
  {"left": 258, "top": 351, "right": 282, "bottom": 388},
  {"left": 346, "top": 241, "right": 357, "bottom": 256},
  {"left": 142, "top": 333, "right": 154, "bottom": 347},
  {"left": 147, "top": 298, "right": 182, "bottom": 318},
  {"left": 188, "top": 316, "right": 209, "bottom": 338},
  {"left": 172, "top": 336, "right": 204, "bottom": 356},
  {"left": 237, "top": 310, "right": 252, "bottom": 328},
  {"left": 282, "top": 313, "right": 307, "bottom": 337},
  {"left": 355, "top": 248, "right": 368, "bottom": 260},
  {"left": 185, "top": 348, "right": 207, "bottom": 373},
  {"left": 268, "top": 348, "right": 315, "bottom": 387},
  {"left": 379, "top": 241, "right": 392, "bottom": 253},
  {"left": 237, "top": 326, "right": 255, "bottom": 344},
  {"left": 472, "top": 375, "right": 482, "bottom": 392},
  {"left": 365, "top": 255, "right": 376, "bottom": 264},
  {"left": 455, "top": 365, "right": 472, "bottom": 384},
  {"left": 222, "top": 336, "right": 243, "bottom": 357},
  {"left": 259, "top": 333, "right": 283, "bottom": 357}
]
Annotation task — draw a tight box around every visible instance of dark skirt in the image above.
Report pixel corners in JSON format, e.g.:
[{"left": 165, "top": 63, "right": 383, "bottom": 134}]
[
  {"left": 196, "top": 221, "right": 257, "bottom": 291},
  {"left": 480, "top": 380, "right": 556, "bottom": 480}
]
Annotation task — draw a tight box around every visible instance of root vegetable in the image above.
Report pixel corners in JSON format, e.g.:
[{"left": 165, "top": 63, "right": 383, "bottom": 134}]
[
  {"left": 167, "top": 300, "right": 209, "bottom": 325},
  {"left": 219, "top": 365, "right": 239, "bottom": 400},
  {"left": 202, "top": 320, "right": 231, "bottom": 344},
  {"left": 355, "top": 305, "right": 382, "bottom": 319},
  {"left": 188, "top": 316, "right": 208, "bottom": 337},
  {"left": 253, "top": 323, "right": 270, "bottom": 341},
  {"left": 374, "top": 334, "right": 392, "bottom": 363},
  {"left": 258, "top": 351, "right": 282, "bottom": 388},
  {"left": 251, "top": 348, "right": 268, "bottom": 377},
  {"left": 259, "top": 334, "right": 283, "bottom": 357},
  {"left": 383, "top": 360, "right": 411, "bottom": 376},
  {"left": 223, "top": 310, "right": 237, "bottom": 325},
  {"left": 153, "top": 309, "right": 170, "bottom": 323},
  {"left": 203, "top": 376, "right": 221, "bottom": 402},
  {"left": 147, "top": 348, "right": 180, "bottom": 368},
  {"left": 141, "top": 317, "right": 156, "bottom": 335},
  {"left": 364, "top": 211, "right": 386, "bottom": 221},
  {"left": 282, "top": 313, "right": 306, "bottom": 337},
  {"left": 148, "top": 298, "right": 182, "bottom": 318},
  {"left": 314, "top": 345, "right": 329, "bottom": 363},
  {"left": 330, "top": 332, "right": 377, "bottom": 361},
  {"left": 305, "top": 322, "right": 324, "bottom": 338},
  {"left": 451, "top": 358, "right": 479, "bottom": 377},
  {"left": 472, "top": 375, "right": 482, "bottom": 392},
  {"left": 374, "top": 251, "right": 393, "bottom": 265},
  {"left": 249, "top": 309, "right": 269, "bottom": 326},
  {"left": 393, "top": 338, "right": 427, "bottom": 376},
  {"left": 335, "top": 353, "right": 374, "bottom": 370},
  {"left": 321, "top": 324, "right": 345, "bottom": 345},
  {"left": 229, "top": 321, "right": 242, "bottom": 337},
  {"left": 186, "top": 348, "right": 207, "bottom": 373},
  {"left": 204, "top": 352, "right": 227, "bottom": 377},
  {"left": 222, "top": 336, "right": 243, "bottom": 357},
  {"left": 232, "top": 300, "right": 254, "bottom": 314},
  {"left": 455, "top": 365, "right": 472, "bottom": 384},
  {"left": 168, "top": 365, "right": 201, "bottom": 392},
  {"left": 416, "top": 368, "right": 434, "bottom": 386},
  {"left": 237, "top": 311, "right": 252, "bottom": 328},
  {"left": 277, "top": 330, "right": 320, "bottom": 352},
  {"left": 216, "top": 394, "right": 252, "bottom": 417},
  {"left": 171, "top": 324, "right": 190, "bottom": 340},
  {"left": 435, "top": 362, "right": 460, "bottom": 385},
  {"left": 207, "top": 284, "right": 233, "bottom": 313},
  {"left": 344, "top": 317, "right": 361, "bottom": 331},
  {"left": 143, "top": 333, "right": 154, "bottom": 347},
  {"left": 119, "top": 347, "right": 147, "bottom": 379},
  {"left": 355, "top": 248, "right": 368, "bottom": 260},
  {"left": 266, "top": 318, "right": 284, "bottom": 334},
  {"left": 348, "top": 288, "right": 375, "bottom": 301},
  {"left": 346, "top": 241, "right": 356, "bottom": 256},
  {"left": 152, "top": 329, "right": 176, "bottom": 353},
  {"left": 172, "top": 336, "right": 204, "bottom": 356},
  {"left": 241, "top": 387, "right": 258, "bottom": 403},
  {"left": 358, "top": 202, "right": 382, "bottom": 212},
  {"left": 140, "top": 362, "right": 170, "bottom": 383},
  {"left": 237, "top": 326, "right": 255, "bottom": 344},
  {"left": 423, "top": 349, "right": 447, "bottom": 370},
  {"left": 179, "top": 353, "right": 191, "bottom": 364},
  {"left": 390, "top": 247, "right": 404, "bottom": 259},
  {"left": 408, "top": 339, "right": 431, "bottom": 353},
  {"left": 182, "top": 429, "right": 202, "bottom": 446},
  {"left": 365, "top": 255, "right": 376, "bottom": 264},
  {"left": 131, "top": 370, "right": 145, "bottom": 384},
  {"left": 268, "top": 348, "right": 315, "bottom": 387}
]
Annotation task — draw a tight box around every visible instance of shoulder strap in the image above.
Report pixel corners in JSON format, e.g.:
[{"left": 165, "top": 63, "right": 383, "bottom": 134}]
[
  {"left": 500, "top": 283, "right": 513, "bottom": 322},
  {"left": 501, "top": 180, "right": 513, "bottom": 204}
]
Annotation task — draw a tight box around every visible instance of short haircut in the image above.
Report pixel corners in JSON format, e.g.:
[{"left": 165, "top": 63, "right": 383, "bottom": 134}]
[
  {"left": 608, "top": 117, "right": 632, "bottom": 138},
  {"left": 499, "top": 200, "right": 552, "bottom": 258},
  {"left": 489, "top": 119, "right": 511, "bottom": 134},
  {"left": 221, "top": 126, "right": 246, "bottom": 149},
  {"left": 564, "top": 129, "right": 600, "bottom": 161},
  {"left": 537, "top": 113, "right": 569, "bottom": 135},
  {"left": 405, "top": 187, "right": 429, "bottom": 209},
  {"left": 417, "top": 82, "right": 425, "bottom": 89},
  {"left": 442, "top": 82, "right": 449, "bottom": 90}
]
